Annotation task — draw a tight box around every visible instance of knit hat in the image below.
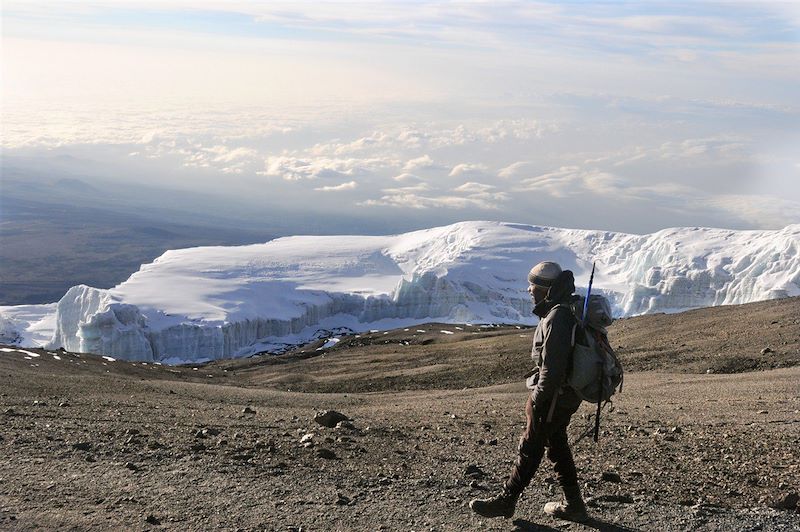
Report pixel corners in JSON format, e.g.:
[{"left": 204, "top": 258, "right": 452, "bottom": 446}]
[{"left": 527, "top": 261, "right": 563, "bottom": 288}]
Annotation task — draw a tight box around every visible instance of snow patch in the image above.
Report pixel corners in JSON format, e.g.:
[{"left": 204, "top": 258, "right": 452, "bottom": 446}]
[
  {"left": 0, "top": 347, "right": 40, "bottom": 357},
  {"left": 0, "top": 304, "right": 56, "bottom": 346},
  {"left": 317, "top": 337, "right": 341, "bottom": 350}
]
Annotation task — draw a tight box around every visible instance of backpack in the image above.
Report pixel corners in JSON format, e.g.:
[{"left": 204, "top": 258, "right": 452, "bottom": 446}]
[
  {"left": 540, "top": 294, "right": 623, "bottom": 442},
  {"left": 565, "top": 295, "right": 624, "bottom": 404}
]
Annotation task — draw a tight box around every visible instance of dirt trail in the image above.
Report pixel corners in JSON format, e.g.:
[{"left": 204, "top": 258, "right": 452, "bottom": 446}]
[{"left": 1, "top": 298, "right": 799, "bottom": 530}]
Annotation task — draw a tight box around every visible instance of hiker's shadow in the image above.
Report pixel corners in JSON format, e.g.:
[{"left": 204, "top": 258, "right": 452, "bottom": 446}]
[{"left": 512, "top": 517, "right": 640, "bottom": 532}]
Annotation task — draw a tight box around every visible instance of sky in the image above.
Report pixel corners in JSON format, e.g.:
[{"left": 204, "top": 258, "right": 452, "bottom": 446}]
[{"left": 2, "top": 1, "right": 800, "bottom": 235}]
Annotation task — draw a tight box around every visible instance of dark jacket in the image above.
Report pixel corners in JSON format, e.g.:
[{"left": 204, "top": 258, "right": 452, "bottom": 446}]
[{"left": 530, "top": 271, "right": 582, "bottom": 415}]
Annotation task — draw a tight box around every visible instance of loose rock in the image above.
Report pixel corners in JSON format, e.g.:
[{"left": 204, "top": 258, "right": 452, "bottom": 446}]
[
  {"left": 314, "top": 410, "right": 349, "bottom": 428},
  {"left": 316, "top": 448, "right": 336, "bottom": 459},
  {"left": 770, "top": 492, "right": 799, "bottom": 511},
  {"left": 195, "top": 427, "right": 220, "bottom": 438},
  {"left": 464, "top": 464, "right": 485, "bottom": 480}
]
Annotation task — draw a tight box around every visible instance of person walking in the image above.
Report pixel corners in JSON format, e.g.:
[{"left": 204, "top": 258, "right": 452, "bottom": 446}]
[{"left": 469, "top": 261, "right": 588, "bottom": 522}]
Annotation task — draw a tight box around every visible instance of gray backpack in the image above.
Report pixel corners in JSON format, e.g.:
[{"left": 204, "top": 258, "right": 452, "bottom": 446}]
[{"left": 565, "top": 295, "right": 624, "bottom": 404}]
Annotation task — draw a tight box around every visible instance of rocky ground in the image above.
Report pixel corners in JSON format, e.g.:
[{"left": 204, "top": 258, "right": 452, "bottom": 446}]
[{"left": 1, "top": 297, "right": 799, "bottom": 531}]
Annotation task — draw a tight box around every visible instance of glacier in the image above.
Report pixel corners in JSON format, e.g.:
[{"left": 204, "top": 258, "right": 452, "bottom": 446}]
[{"left": 1, "top": 221, "right": 798, "bottom": 363}]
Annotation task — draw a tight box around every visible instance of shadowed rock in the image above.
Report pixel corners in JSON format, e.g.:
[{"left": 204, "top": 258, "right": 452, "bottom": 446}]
[{"left": 314, "top": 410, "right": 349, "bottom": 428}]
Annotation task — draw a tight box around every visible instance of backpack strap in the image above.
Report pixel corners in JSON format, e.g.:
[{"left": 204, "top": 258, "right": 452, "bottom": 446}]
[{"left": 545, "top": 304, "right": 578, "bottom": 423}]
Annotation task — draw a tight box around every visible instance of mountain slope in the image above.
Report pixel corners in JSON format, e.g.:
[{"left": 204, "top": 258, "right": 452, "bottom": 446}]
[
  {"left": 1, "top": 296, "right": 799, "bottom": 530},
  {"left": 3, "top": 221, "right": 798, "bottom": 363}
]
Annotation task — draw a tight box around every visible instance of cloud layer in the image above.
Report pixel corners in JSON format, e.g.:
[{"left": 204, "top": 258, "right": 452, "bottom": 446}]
[{"left": 2, "top": 2, "right": 799, "bottom": 233}]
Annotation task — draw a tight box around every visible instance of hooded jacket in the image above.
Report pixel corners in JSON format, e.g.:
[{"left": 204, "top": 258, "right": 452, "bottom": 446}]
[{"left": 530, "top": 270, "right": 582, "bottom": 415}]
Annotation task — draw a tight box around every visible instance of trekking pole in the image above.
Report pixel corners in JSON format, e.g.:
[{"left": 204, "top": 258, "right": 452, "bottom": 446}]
[
  {"left": 573, "top": 401, "right": 610, "bottom": 445},
  {"left": 593, "top": 367, "right": 603, "bottom": 442},
  {"left": 582, "top": 262, "right": 603, "bottom": 443},
  {"left": 582, "top": 262, "right": 595, "bottom": 329}
]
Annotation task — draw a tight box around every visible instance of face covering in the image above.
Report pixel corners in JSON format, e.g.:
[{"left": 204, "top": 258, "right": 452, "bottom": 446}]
[{"left": 529, "top": 285, "right": 547, "bottom": 305}]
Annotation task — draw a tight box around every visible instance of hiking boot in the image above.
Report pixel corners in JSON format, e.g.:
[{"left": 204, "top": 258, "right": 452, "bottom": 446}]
[
  {"left": 543, "top": 484, "right": 588, "bottom": 522},
  {"left": 469, "top": 488, "right": 519, "bottom": 519}
]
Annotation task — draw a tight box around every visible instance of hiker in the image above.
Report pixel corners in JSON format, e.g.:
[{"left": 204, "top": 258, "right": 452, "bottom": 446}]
[{"left": 470, "top": 261, "right": 588, "bottom": 521}]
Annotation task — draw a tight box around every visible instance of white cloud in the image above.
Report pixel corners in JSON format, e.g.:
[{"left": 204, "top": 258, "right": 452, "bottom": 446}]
[
  {"left": 382, "top": 183, "right": 433, "bottom": 194},
  {"left": 705, "top": 195, "right": 800, "bottom": 228},
  {"left": 498, "top": 161, "right": 535, "bottom": 179},
  {"left": 421, "top": 121, "right": 557, "bottom": 149},
  {"left": 516, "top": 166, "right": 585, "bottom": 197},
  {"left": 210, "top": 146, "right": 259, "bottom": 163},
  {"left": 310, "top": 132, "right": 394, "bottom": 156},
  {"left": 363, "top": 179, "right": 508, "bottom": 211},
  {"left": 396, "top": 128, "right": 430, "bottom": 148},
  {"left": 512, "top": 160, "right": 800, "bottom": 229},
  {"left": 453, "top": 182, "right": 496, "bottom": 194},
  {"left": 516, "top": 164, "right": 709, "bottom": 202},
  {"left": 180, "top": 145, "right": 261, "bottom": 174},
  {"left": 259, "top": 155, "right": 395, "bottom": 181},
  {"left": 449, "top": 163, "right": 488, "bottom": 177},
  {"left": 2, "top": 0, "right": 797, "bottom": 238},
  {"left": 403, "top": 154, "right": 437, "bottom": 171},
  {"left": 653, "top": 137, "right": 749, "bottom": 162},
  {"left": 392, "top": 172, "right": 425, "bottom": 183},
  {"left": 314, "top": 180, "right": 358, "bottom": 192},
  {"left": 360, "top": 193, "right": 503, "bottom": 210}
]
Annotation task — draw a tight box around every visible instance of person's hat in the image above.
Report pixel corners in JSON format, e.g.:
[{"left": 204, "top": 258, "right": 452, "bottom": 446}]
[{"left": 527, "top": 261, "right": 562, "bottom": 288}]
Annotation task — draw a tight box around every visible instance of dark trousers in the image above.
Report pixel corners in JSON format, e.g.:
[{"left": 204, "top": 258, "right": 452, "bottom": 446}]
[{"left": 505, "top": 394, "right": 578, "bottom": 496}]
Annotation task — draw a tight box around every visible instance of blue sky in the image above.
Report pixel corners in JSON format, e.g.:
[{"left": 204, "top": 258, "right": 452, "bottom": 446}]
[{"left": 2, "top": 1, "right": 799, "bottom": 233}]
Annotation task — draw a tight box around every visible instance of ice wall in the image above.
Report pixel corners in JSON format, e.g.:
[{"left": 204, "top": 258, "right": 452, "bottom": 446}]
[
  {"left": 19, "top": 221, "right": 799, "bottom": 363},
  {"left": 605, "top": 225, "right": 800, "bottom": 313}
]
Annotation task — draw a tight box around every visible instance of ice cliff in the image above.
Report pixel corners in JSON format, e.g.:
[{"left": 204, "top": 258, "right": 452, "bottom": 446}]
[{"left": 3, "top": 221, "right": 798, "bottom": 363}]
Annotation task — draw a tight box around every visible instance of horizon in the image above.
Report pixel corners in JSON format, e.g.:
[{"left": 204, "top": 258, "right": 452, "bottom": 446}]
[{"left": 2, "top": 1, "right": 799, "bottom": 235}]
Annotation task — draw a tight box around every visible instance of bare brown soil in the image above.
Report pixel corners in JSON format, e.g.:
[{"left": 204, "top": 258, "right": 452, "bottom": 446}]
[
  {"left": 1, "top": 297, "right": 799, "bottom": 531},
  {"left": 227, "top": 295, "right": 800, "bottom": 393}
]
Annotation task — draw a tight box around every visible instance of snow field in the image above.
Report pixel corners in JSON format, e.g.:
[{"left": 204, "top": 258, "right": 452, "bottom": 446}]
[{"left": 1, "top": 221, "right": 797, "bottom": 363}]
